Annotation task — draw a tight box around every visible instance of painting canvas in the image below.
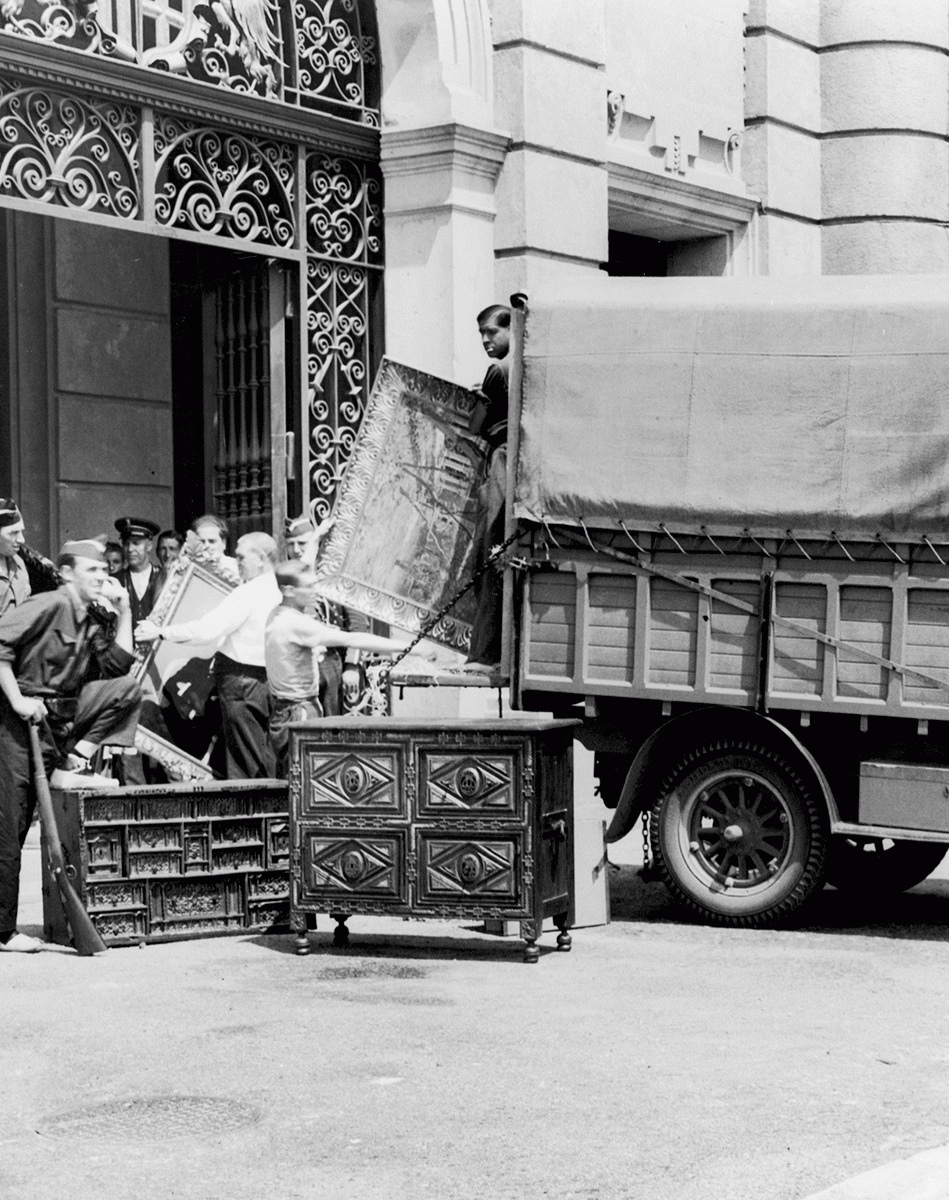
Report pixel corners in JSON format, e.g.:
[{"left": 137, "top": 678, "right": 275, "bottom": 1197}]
[
  {"left": 315, "top": 358, "right": 489, "bottom": 653},
  {"left": 134, "top": 558, "right": 236, "bottom": 769}
]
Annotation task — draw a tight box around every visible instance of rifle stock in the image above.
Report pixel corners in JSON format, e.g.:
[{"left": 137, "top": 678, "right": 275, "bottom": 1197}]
[{"left": 27, "top": 721, "right": 107, "bottom": 957}]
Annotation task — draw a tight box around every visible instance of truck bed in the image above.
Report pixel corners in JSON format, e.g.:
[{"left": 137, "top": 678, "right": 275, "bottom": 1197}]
[{"left": 520, "top": 539, "right": 949, "bottom": 722}]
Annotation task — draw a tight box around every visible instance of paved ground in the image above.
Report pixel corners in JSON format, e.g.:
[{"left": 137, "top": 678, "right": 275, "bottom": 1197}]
[{"left": 5, "top": 826, "right": 949, "bottom": 1200}]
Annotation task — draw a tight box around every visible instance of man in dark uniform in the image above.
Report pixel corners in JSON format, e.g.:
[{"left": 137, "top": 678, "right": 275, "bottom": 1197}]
[
  {"left": 114, "top": 517, "right": 164, "bottom": 627},
  {"left": 0, "top": 499, "right": 30, "bottom": 621},
  {"left": 0, "top": 537, "right": 142, "bottom": 952}
]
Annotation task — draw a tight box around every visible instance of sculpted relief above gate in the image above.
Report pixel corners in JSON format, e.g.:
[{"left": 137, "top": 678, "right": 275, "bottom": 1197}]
[{"left": 0, "top": 0, "right": 377, "bottom": 125}]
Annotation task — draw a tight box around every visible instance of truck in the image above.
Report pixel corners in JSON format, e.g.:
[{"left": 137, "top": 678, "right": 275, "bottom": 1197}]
[{"left": 495, "top": 273, "right": 949, "bottom": 927}]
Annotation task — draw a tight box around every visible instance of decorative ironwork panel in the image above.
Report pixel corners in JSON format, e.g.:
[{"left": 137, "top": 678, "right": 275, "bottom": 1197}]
[
  {"left": 416, "top": 836, "right": 521, "bottom": 904},
  {"left": 420, "top": 754, "right": 520, "bottom": 816},
  {"left": 301, "top": 748, "right": 403, "bottom": 813},
  {"left": 287, "top": 0, "right": 378, "bottom": 125},
  {"left": 1, "top": 0, "right": 378, "bottom": 123},
  {"left": 154, "top": 113, "right": 295, "bottom": 246},
  {"left": 305, "top": 150, "right": 381, "bottom": 516},
  {"left": 0, "top": 79, "right": 140, "bottom": 216},
  {"left": 0, "top": 0, "right": 116, "bottom": 56}
]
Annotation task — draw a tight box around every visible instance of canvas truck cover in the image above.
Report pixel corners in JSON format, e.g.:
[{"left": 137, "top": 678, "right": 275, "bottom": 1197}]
[{"left": 514, "top": 275, "right": 949, "bottom": 541}]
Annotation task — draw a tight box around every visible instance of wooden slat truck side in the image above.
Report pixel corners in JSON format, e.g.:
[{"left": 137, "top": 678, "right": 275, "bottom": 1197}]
[{"left": 503, "top": 278, "right": 949, "bottom": 925}]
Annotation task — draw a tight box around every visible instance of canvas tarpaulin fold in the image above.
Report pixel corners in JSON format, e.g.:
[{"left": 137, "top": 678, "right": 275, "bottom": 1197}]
[{"left": 514, "top": 275, "right": 949, "bottom": 540}]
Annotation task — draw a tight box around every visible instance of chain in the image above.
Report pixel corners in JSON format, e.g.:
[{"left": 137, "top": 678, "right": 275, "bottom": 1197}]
[
  {"left": 380, "top": 529, "right": 523, "bottom": 684},
  {"left": 641, "top": 809, "right": 651, "bottom": 875}
]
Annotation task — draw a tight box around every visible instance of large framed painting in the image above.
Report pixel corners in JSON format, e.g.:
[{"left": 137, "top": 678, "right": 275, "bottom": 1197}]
[
  {"left": 134, "top": 555, "right": 236, "bottom": 774},
  {"left": 314, "top": 358, "right": 489, "bottom": 652}
]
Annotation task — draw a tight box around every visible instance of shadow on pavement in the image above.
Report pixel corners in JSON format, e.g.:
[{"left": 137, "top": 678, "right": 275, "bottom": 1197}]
[
  {"left": 609, "top": 864, "right": 949, "bottom": 941},
  {"left": 246, "top": 928, "right": 560, "bottom": 964}
]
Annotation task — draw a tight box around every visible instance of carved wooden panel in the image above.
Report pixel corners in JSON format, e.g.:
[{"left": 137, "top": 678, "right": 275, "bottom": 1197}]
[
  {"left": 419, "top": 752, "right": 520, "bottom": 817},
  {"left": 416, "top": 835, "right": 521, "bottom": 907},
  {"left": 301, "top": 747, "right": 404, "bottom": 815},
  {"left": 300, "top": 831, "right": 407, "bottom": 903}
]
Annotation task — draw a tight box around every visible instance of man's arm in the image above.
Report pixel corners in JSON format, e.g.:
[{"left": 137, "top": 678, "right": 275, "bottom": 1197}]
[
  {"left": 0, "top": 661, "right": 46, "bottom": 721},
  {"left": 136, "top": 584, "right": 249, "bottom": 646},
  {"left": 291, "top": 619, "right": 405, "bottom": 657}
]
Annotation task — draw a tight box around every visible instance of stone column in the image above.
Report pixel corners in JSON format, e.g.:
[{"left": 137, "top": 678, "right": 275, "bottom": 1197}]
[
  {"left": 820, "top": 0, "right": 949, "bottom": 274},
  {"left": 377, "top": 0, "right": 509, "bottom": 387},
  {"left": 489, "top": 0, "right": 609, "bottom": 299}
]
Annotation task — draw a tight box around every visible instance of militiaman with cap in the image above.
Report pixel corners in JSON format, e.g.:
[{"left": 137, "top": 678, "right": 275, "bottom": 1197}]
[
  {"left": 0, "top": 499, "right": 30, "bottom": 622},
  {"left": 0, "top": 537, "right": 142, "bottom": 953}
]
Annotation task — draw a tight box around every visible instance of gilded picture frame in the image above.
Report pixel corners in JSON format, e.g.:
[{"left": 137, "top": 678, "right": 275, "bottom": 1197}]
[
  {"left": 133, "top": 556, "right": 236, "bottom": 774},
  {"left": 314, "top": 358, "right": 488, "bottom": 653}
]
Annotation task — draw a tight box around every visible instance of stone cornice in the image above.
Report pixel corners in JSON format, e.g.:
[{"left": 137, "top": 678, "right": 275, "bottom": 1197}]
[
  {"left": 608, "top": 160, "right": 759, "bottom": 237},
  {"left": 0, "top": 33, "right": 380, "bottom": 159},
  {"left": 380, "top": 123, "right": 510, "bottom": 182}
]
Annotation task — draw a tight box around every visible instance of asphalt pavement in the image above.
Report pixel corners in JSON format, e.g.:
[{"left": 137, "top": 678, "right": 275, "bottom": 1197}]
[{"left": 5, "top": 824, "right": 949, "bottom": 1200}]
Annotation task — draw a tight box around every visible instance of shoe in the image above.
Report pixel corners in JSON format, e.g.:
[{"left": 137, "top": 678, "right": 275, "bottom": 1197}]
[
  {"left": 0, "top": 931, "right": 43, "bottom": 953},
  {"left": 50, "top": 765, "right": 120, "bottom": 790}
]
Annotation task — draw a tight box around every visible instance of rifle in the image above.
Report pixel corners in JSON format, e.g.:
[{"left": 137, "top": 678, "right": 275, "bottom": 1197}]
[{"left": 27, "top": 720, "right": 107, "bottom": 957}]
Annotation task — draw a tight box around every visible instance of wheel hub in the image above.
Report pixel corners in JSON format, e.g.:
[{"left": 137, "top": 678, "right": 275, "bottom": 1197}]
[{"left": 685, "top": 770, "right": 793, "bottom": 890}]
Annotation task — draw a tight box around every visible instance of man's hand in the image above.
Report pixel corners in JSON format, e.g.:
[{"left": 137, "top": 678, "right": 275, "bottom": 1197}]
[
  {"left": 100, "top": 577, "right": 131, "bottom": 612},
  {"left": 135, "top": 619, "right": 161, "bottom": 643},
  {"left": 342, "top": 664, "right": 362, "bottom": 704},
  {"left": 13, "top": 696, "right": 47, "bottom": 722}
]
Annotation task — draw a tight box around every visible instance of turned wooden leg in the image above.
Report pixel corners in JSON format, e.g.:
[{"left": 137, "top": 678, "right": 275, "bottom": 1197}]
[
  {"left": 290, "top": 912, "right": 310, "bottom": 956},
  {"left": 554, "top": 912, "right": 572, "bottom": 952},
  {"left": 520, "top": 918, "right": 540, "bottom": 964},
  {"left": 332, "top": 913, "right": 350, "bottom": 948}
]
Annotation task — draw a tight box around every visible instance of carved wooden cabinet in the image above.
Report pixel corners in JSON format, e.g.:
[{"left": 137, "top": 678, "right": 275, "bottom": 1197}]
[{"left": 288, "top": 718, "right": 578, "bottom": 962}]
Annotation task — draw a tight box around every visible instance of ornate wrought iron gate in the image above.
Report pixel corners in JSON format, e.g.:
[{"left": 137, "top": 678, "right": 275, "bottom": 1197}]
[{"left": 0, "top": 0, "right": 382, "bottom": 523}]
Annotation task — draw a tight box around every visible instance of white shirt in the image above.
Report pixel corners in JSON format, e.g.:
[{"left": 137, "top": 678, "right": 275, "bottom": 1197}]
[{"left": 164, "top": 571, "right": 281, "bottom": 667}]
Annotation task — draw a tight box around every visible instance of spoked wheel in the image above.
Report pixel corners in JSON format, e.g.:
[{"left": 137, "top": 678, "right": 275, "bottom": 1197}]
[
  {"left": 650, "top": 741, "right": 827, "bottom": 927},
  {"left": 827, "top": 837, "right": 947, "bottom": 894}
]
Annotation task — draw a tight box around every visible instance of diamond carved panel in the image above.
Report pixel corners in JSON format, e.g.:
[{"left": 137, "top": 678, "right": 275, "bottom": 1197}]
[
  {"left": 416, "top": 836, "right": 520, "bottom": 906},
  {"left": 302, "top": 832, "right": 406, "bottom": 902},
  {"left": 302, "top": 748, "right": 403, "bottom": 814},
  {"left": 420, "top": 753, "right": 518, "bottom": 816}
]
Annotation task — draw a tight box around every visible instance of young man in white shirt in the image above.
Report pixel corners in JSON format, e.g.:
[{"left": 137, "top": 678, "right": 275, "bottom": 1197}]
[{"left": 136, "top": 532, "right": 281, "bottom": 779}]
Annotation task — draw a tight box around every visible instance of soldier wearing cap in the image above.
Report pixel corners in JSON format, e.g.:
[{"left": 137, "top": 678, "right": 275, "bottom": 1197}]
[
  {"left": 0, "top": 499, "right": 30, "bottom": 622},
  {"left": 114, "top": 517, "right": 163, "bottom": 628},
  {"left": 0, "top": 537, "right": 142, "bottom": 952},
  {"left": 284, "top": 513, "right": 370, "bottom": 714}
]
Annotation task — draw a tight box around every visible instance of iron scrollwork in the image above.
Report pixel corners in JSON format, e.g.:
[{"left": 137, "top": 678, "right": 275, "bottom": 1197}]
[
  {"left": 0, "top": 79, "right": 140, "bottom": 215},
  {"left": 305, "top": 150, "right": 381, "bottom": 515},
  {"left": 153, "top": 113, "right": 295, "bottom": 246}
]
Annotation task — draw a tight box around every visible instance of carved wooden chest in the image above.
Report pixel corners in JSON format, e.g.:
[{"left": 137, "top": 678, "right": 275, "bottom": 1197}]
[
  {"left": 42, "top": 780, "right": 289, "bottom": 946},
  {"left": 288, "top": 718, "right": 578, "bottom": 962}
]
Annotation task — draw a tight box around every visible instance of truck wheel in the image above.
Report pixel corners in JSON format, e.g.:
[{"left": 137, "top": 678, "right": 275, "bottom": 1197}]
[
  {"left": 827, "top": 837, "right": 947, "bottom": 894},
  {"left": 649, "top": 741, "right": 827, "bottom": 927}
]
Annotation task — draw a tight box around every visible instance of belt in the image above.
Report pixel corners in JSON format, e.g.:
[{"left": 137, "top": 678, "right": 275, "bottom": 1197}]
[
  {"left": 214, "top": 653, "right": 267, "bottom": 681},
  {"left": 272, "top": 695, "right": 319, "bottom": 709}
]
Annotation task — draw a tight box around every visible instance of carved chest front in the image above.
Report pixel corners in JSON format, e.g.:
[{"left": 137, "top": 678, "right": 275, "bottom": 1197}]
[{"left": 288, "top": 718, "right": 578, "bottom": 962}]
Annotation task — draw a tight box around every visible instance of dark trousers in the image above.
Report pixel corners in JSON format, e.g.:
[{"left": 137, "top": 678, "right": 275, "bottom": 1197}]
[
  {"left": 269, "top": 696, "right": 322, "bottom": 779},
  {"left": 0, "top": 675, "right": 142, "bottom": 935},
  {"left": 319, "top": 651, "right": 343, "bottom": 717},
  {"left": 214, "top": 655, "right": 274, "bottom": 780}
]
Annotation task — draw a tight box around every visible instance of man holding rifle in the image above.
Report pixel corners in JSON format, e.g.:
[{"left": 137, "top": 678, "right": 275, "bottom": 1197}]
[{"left": 0, "top": 538, "right": 141, "bottom": 953}]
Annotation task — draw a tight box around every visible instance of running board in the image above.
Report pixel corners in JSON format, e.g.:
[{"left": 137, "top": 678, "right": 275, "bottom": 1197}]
[{"left": 832, "top": 821, "right": 949, "bottom": 845}]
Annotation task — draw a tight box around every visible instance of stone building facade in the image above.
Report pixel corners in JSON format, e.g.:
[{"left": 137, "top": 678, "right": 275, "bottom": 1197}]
[{"left": 0, "top": 0, "right": 944, "bottom": 554}]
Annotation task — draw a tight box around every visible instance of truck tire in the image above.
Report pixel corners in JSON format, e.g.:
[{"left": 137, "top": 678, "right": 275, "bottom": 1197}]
[
  {"left": 827, "top": 837, "right": 947, "bottom": 894},
  {"left": 649, "top": 740, "right": 827, "bottom": 927}
]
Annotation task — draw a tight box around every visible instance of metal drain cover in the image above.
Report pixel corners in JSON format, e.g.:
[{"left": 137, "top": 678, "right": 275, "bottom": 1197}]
[{"left": 38, "top": 1096, "right": 260, "bottom": 1142}]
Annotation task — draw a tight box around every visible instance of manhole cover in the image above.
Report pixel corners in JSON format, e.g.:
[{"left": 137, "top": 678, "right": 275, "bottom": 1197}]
[{"left": 37, "top": 1097, "right": 260, "bottom": 1142}]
